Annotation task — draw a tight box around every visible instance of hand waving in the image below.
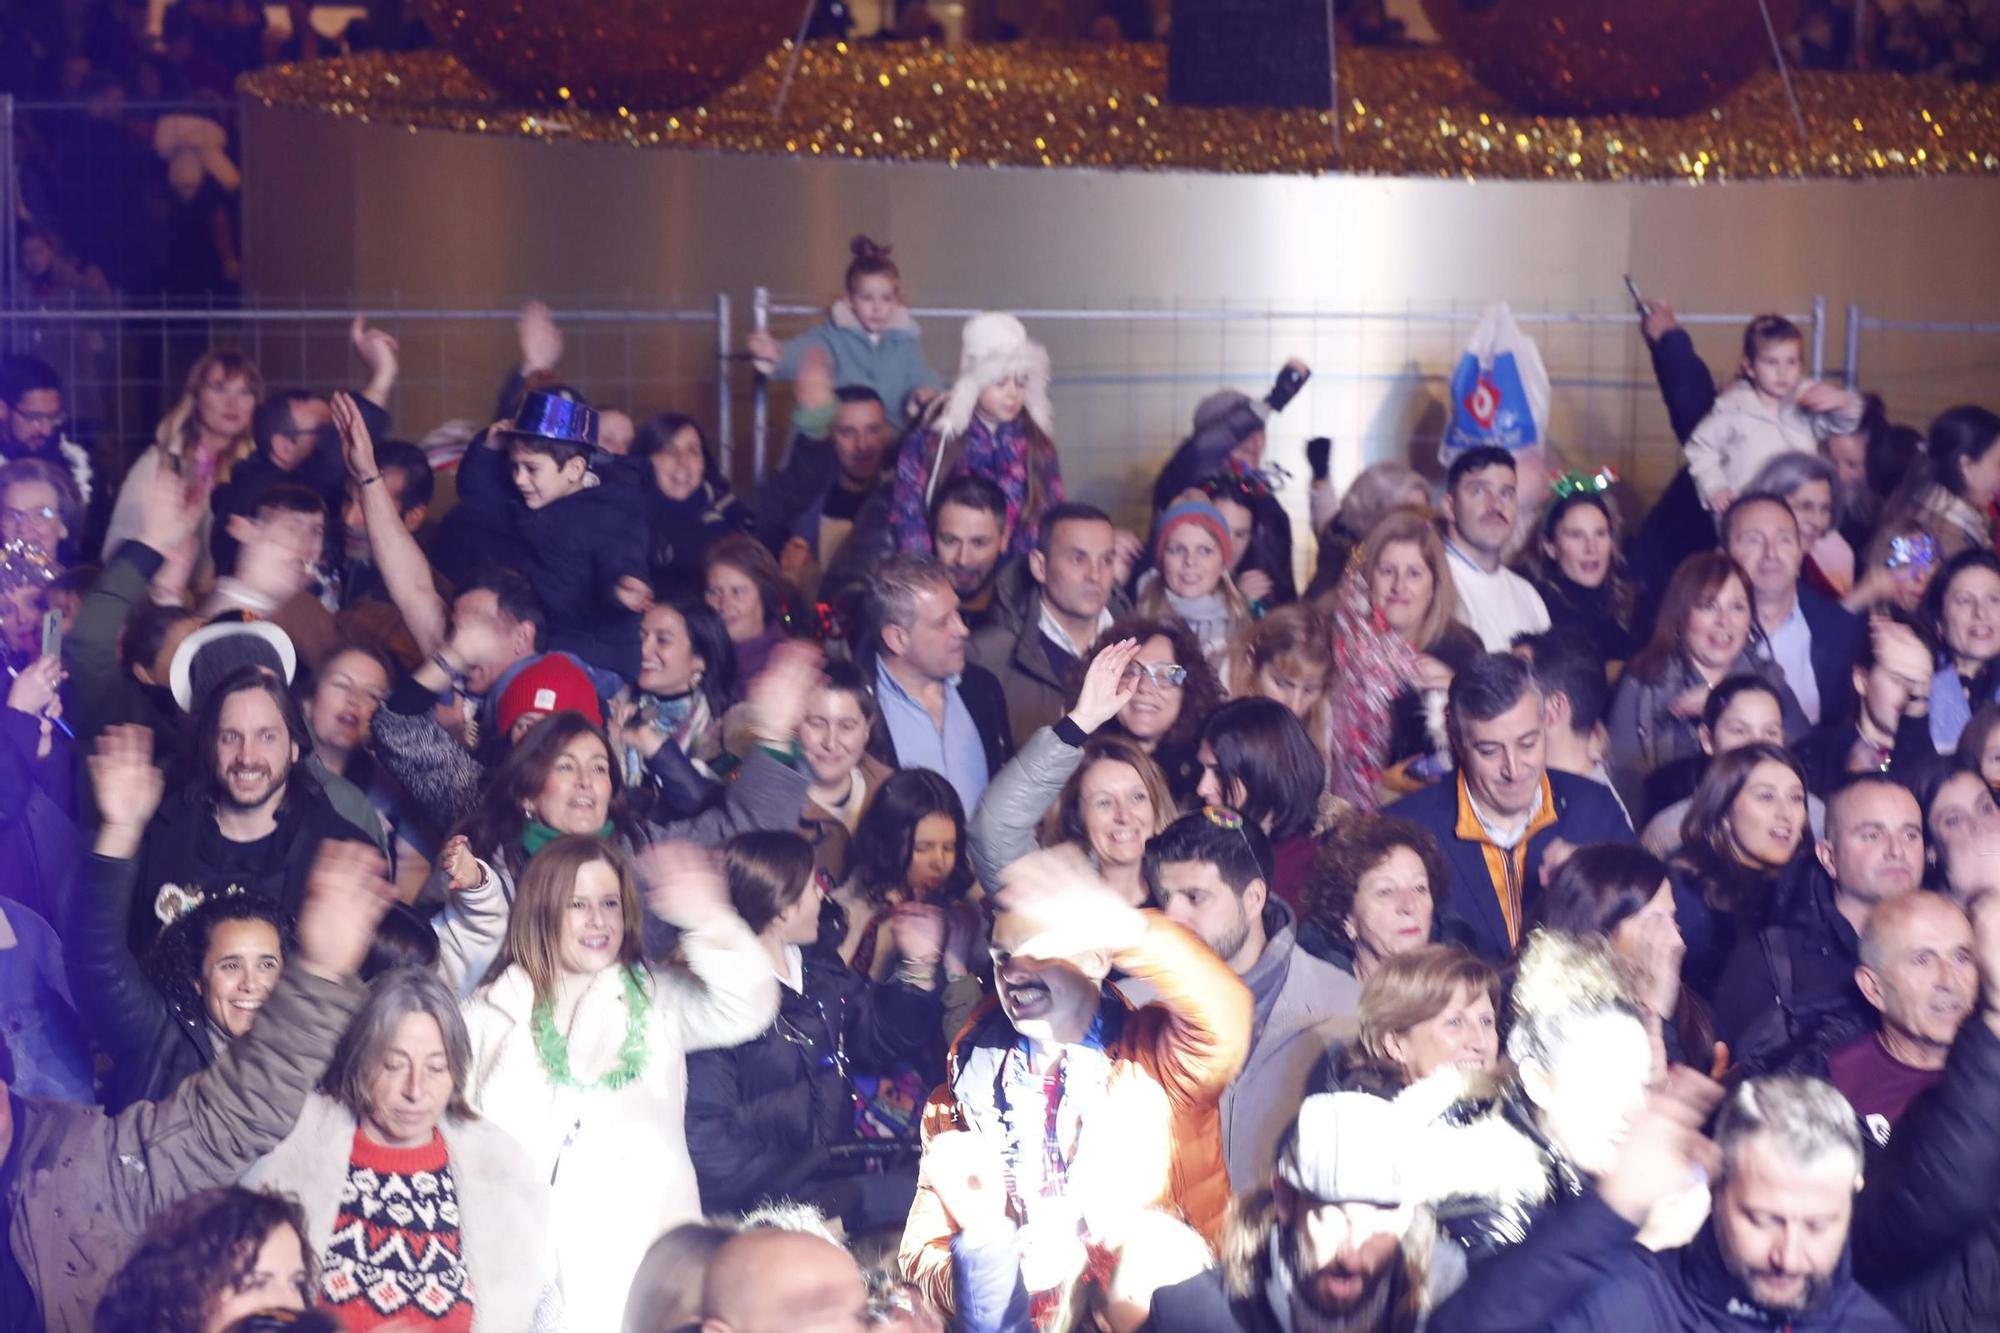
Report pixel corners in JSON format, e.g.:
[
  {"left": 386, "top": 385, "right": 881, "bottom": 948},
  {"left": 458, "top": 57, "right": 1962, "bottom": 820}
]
[
  {"left": 1067, "top": 638, "right": 1141, "bottom": 734},
  {"left": 295, "top": 841, "right": 398, "bottom": 981},
  {"left": 89, "top": 724, "right": 166, "bottom": 838},
  {"left": 636, "top": 840, "right": 733, "bottom": 928},
  {"left": 330, "top": 391, "right": 379, "bottom": 482}
]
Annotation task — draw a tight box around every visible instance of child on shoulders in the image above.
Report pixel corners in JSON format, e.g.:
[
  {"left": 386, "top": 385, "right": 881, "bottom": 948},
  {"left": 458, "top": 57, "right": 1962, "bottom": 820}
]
[
  {"left": 1685, "top": 313, "right": 1863, "bottom": 516},
  {"left": 749, "top": 235, "right": 942, "bottom": 423}
]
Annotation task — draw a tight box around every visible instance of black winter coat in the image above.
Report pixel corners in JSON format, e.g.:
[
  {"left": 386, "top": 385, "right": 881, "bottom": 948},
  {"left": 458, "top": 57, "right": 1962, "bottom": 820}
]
[
  {"left": 1710, "top": 866, "right": 1878, "bottom": 1079},
  {"left": 68, "top": 854, "right": 212, "bottom": 1112},
  {"left": 1852, "top": 1015, "right": 2000, "bottom": 1332},
  {"left": 1429, "top": 1189, "right": 1903, "bottom": 1333},
  {"left": 684, "top": 950, "right": 940, "bottom": 1214}
]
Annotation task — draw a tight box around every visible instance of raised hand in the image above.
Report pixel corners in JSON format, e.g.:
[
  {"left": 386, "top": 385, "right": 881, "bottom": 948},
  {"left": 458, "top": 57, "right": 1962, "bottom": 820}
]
[
  {"left": 995, "top": 846, "right": 1146, "bottom": 961},
  {"left": 1110, "top": 529, "right": 1144, "bottom": 586},
  {"left": 136, "top": 452, "right": 206, "bottom": 555},
  {"left": 442, "top": 610, "right": 510, "bottom": 680},
  {"left": 613, "top": 576, "right": 654, "bottom": 613},
  {"left": 795, "top": 345, "right": 834, "bottom": 410},
  {"left": 330, "top": 391, "right": 379, "bottom": 482},
  {"left": 1067, "top": 638, "right": 1141, "bottom": 734},
  {"left": 1668, "top": 683, "right": 1711, "bottom": 722},
  {"left": 349, "top": 315, "right": 400, "bottom": 396},
  {"left": 1595, "top": 1065, "right": 1726, "bottom": 1227},
  {"left": 89, "top": 724, "right": 166, "bottom": 853},
  {"left": 746, "top": 329, "right": 782, "bottom": 366},
  {"left": 518, "top": 300, "right": 563, "bottom": 374},
  {"left": 636, "top": 840, "right": 733, "bottom": 928},
  {"left": 1640, "top": 298, "right": 1680, "bottom": 343},
  {"left": 1798, "top": 382, "right": 1858, "bottom": 415},
  {"left": 295, "top": 840, "right": 398, "bottom": 981},
  {"left": 439, "top": 834, "right": 483, "bottom": 892},
  {"left": 1236, "top": 568, "right": 1274, "bottom": 603},
  {"left": 889, "top": 902, "right": 948, "bottom": 967},
  {"left": 745, "top": 639, "right": 826, "bottom": 744},
  {"left": 922, "top": 1130, "right": 1012, "bottom": 1235}
]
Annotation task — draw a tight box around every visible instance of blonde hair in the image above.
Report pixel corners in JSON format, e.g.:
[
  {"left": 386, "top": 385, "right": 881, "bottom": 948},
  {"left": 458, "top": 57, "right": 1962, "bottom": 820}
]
[
  {"left": 154, "top": 349, "right": 263, "bottom": 485},
  {"left": 1357, "top": 943, "right": 1501, "bottom": 1064},
  {"left": 1224, "top": 604, "right": 1332, "bottom": 735},
  {"left": 496, "top": 836, "right": 646, "bottom": 1009},
  {"left": 1505, "top": 928, "right": 1642, "bottom": 1071},
  {"left": 1358, "top": 508, "right": 1459, "bottom": 652}
]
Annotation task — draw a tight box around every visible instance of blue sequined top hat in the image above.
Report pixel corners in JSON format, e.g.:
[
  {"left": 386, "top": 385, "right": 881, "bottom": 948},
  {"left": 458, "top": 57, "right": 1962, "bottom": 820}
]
[{"left": 511, "top": 389, "right": 598, "bottom": 448}]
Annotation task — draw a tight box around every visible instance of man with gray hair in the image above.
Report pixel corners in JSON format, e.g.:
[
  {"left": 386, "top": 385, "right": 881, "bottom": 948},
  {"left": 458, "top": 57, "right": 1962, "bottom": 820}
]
[
  {"left": 862, "top": 550, "right": 1013, "bottom": 811},
  {"left": 1147, "top": 1091, "right": 1466, "bottom": 1332},
  {"left": 1430, "top": 1070, "right": 1902, "bottom": 1331}
]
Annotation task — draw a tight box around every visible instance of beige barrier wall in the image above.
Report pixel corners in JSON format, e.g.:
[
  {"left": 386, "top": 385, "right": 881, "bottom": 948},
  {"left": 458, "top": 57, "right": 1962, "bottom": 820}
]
[{"left": 243, "top": 100, "right": 2000, "bottom": 544}]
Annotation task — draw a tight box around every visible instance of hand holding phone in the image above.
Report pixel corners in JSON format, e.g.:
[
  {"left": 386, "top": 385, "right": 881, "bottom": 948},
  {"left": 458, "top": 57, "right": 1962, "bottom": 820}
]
[
  {"left": 40, "top": 609, "right": 61, "bottom": 662},
  {"left": 1624, "top": 274, "right": 1648, "bottom": 317}
]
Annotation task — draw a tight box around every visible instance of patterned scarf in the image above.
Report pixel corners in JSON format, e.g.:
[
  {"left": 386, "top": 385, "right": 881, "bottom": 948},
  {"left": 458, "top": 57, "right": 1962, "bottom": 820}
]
[{"left": 1323, "top": 565, "right": 1420, "bottom": 811}]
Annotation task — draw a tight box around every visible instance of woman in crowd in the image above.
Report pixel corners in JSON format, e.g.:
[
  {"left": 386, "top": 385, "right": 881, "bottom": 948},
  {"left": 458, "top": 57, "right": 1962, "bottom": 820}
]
[
  {"left": 1193, "top": 697, "right": 1326, "bottom": 907},
  {"left": 610, "top": 598, "right": 739, "bottom": 792},
  {"left": 1869, "top": 404, "right": 2000, "bottom": 567},
  {"left": 1920, "top": 763, "right": 2000, "bottom": 894},
  {"left": 1749, "top": 450, "right": 1852, "bottom": 598},
  {"left": 1528, "top": 843, "right": 1717, "bottom": 1073},
  {"left": 797, "top": 660, "right": 894, "bottom": 878},
  {"left": 1665, "top": 741, "right": 1810, "bottom": 998},
  {"left": 244, "top": 967, "right": 562, "bottom": 1329},
  {"left": 1357, "top": 507, "right": 1483, "bottom": 770},
  {"left": 1296, "top": 811, "right": 1448, "bottom": 978},
  {"left": 1223, "top": 603, "right": 1330, "bottom": 743},
  {"left": 704, "top": 533, "right": 792, "bottom": 682},
  {"left": 1525, "top": 485, "right": 1636, "bottom": 669},
  {"left": 1922, "top": 548, "right": 2000, "bottom": 752},
  {"left": 1075, "top": 617, "right": 1224, "bottom": 804},
  {"left": 95, "top": 1186, "right": 314, "bottom": 1332},
  {"left": 102, "top": 349, "right": 263, "bottom": 579},
  {"left": 636, "top": 412, "right": 753, "bottom": 600},
  {"left": 834, "top": 767, "right": 980, "bottom": 981},
  {"left": 1315, "top": 942, "right": 1501, "bottom": 1096},
  {"left": 1606, "top": 551, "right": 1805, "bottom": 818},
  {"left": 1135, "top": 497, "right": 1252, "bottom": 673},
  {"left": 1957, "top": 702, "right": 2000, "bottom": 792},
  {"left": 1306, "top": 460, "right": 1429, "bottom": 598},
  {"left": 1640, "top": 674, "right": 1816, "bottom": 855},
  {"left": 970, "top": 638, "right": 1176, "bottom": 904},
  {"left": 460, "top": 836, "right": 777, "bottom": 1331},
  {"left": 686, "top": 831, "right": 944, "bottom": 1234}
]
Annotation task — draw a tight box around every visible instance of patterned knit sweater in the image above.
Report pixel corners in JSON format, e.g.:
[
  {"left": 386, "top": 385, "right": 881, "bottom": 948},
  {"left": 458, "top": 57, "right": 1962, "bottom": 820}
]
[{"left": 322, "top": 1129, "right": 476, "bottom": 1330}]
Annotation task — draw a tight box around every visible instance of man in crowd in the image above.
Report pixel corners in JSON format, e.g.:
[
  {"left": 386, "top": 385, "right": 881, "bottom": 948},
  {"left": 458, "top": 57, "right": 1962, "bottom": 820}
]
[
  {"left": 969, "top": 500, "right": 1128, "bottom": 747},
  {"left": 1714, "top": 773, "right": 1927, "bottom": 1077},
  {"left": 1147, "top": 1091, "right": 1465, "bottom": 1332},
  {"left": 864, "top": 551, "right": 1013, "bottom": 812},
  {"left": 1439, "top": 447, "right": 1549, "bottom": 652},
  {"left": 1828, "top": 889, "right": 1976, "bottom": 1135},
  {"left": 1146, "top": 808, "right": 1361, "bottom": 1186},
  {"left": 1384, "top": 653, "right": 1633, "bottom": 963},
  {"left": 930, "top": 474, "right": 1011, "bottom": 633},
  {"left": 903, "top": 848, "right": 1251, "bottom": 1320},
  {"left": 0, "top": 354, "right": 92, "bottom": 518},
  {"left": 1723, "top": 491, "right": 1865, "bottom": 727},
  {"left": 697, "top": 1228, "right": 871, "bottom": 1333},
  {"left": 754, "top": 367, "right": 896, "bottom": 591},
  {"left": 1429, "top": 1072, "right": 1903, "bottom": 1331}
]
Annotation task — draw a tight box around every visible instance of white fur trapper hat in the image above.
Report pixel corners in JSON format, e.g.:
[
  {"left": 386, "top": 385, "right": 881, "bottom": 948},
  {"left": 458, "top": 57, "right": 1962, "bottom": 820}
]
[{"left": 936, "top": 311, "right": 1053, "bottom": 442}]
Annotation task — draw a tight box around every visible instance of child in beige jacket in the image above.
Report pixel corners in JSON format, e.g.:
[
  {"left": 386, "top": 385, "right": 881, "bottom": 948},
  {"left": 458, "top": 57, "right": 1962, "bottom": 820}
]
[{"left": 1685, "top": 314, "right": 1863, "bottom": 514}]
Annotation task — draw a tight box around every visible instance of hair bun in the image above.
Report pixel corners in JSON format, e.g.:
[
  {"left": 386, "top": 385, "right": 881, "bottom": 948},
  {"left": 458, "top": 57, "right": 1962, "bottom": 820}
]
[{"left": 850, "top": 234, "right": 892, "bottom": 262}]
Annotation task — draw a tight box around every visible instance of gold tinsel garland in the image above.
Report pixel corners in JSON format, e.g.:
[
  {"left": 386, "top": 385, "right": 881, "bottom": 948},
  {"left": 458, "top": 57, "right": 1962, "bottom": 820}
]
[{"left": 240, "top": 43, "right": 2000, "bottom": 183}]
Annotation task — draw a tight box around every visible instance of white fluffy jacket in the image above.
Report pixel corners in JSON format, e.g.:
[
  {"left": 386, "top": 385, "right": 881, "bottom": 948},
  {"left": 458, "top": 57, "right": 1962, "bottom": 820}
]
[
  {"left": 461, "top": 913, "right": 778, "bottom": 1332},
  {"left": 244, "top": 1095, "right": 564, "bottom": 1331},
  {"left": 1683, "top": 377, "right": 1863, "bottom": 510}
]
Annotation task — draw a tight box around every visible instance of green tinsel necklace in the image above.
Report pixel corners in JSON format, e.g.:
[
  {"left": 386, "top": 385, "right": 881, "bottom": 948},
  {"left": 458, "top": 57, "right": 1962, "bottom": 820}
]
[{"left": 532, "top": 965, "right": 650, "bottom": 1092}]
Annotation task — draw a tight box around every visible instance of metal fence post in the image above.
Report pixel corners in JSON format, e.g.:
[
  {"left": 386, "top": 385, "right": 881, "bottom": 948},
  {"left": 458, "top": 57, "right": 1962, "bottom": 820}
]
[
  {"left": 751, "top": 285, "right": 771, "bottom": 486},
  {"left": 1, "top": 95, "right": 16, "bottom": 324},
  {"left": 1845, "top": 303, "right": 1864, "bottom": 388},
  {"left": 1810, "top": 294, "right": 1828, "bottom": 382},
  {"left": 715, "top": 291, "right": 733, "bottom": 467}
]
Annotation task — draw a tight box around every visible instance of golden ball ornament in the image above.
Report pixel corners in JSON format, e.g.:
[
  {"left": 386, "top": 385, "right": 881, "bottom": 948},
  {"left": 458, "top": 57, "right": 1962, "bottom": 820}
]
[
  {"left": 417, "top": 0, "right": 797, "bottom": 109},
  {"left": 1419, "top": 0, "right": 1806, "bottom": 116}
]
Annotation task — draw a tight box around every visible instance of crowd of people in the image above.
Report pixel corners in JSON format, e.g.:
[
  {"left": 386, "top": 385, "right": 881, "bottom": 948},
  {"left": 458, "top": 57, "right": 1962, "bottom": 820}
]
[{"left": 2, "top": 227, "right": 2000, "bottom": 1333}]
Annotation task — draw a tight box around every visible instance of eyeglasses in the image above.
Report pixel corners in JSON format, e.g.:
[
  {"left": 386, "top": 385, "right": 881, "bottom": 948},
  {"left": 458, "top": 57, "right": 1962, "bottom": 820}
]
[
  {"left": 1124, "top": 660, "right": 1188, "bottom": 690},
  {"left": 2, "top": 505, "right": 58, "bottom": 525},
  {"left": 9, "top": 409, "right": 64, "bottom": 430}
]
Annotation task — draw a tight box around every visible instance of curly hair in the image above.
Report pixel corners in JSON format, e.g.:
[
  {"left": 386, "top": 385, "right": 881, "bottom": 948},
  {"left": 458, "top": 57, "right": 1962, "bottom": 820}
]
[
  {"left": 143, "top": 891, "right": 291, "bottom": 1029},
  {"left": 1074, "top": 616, "right": 1224, "bottom": 754},
  {"left": 95, "top": 1186, "right": 312, "bottom": 1333},
  {"left": 1300, "top": 812, "right": 1449, "bottom": 960}
]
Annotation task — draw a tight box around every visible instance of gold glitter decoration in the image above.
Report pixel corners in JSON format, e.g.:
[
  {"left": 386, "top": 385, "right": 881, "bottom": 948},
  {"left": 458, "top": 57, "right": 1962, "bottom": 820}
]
[
  {"left": 416, "top": 0, "right": 795, "bottom": 108},
  {"left": 241, "top": 43, "right": 2000, "bottom": 183},
  {"left": 1421, "top": 0, "right": 1804, "bottom": 116}
]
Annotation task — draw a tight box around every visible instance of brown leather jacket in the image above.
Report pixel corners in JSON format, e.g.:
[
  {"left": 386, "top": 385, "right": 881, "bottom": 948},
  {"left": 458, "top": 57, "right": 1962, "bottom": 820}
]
[{"left": 898, "top": 912, "right": 1252, "bottom": 1315}]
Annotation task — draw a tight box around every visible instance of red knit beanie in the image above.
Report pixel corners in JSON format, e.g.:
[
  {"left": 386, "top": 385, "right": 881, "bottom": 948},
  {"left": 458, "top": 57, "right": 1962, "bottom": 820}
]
[
  {"left": 1154, "top": 498, "right": 1234, "bottom": 567},
  {"left": 497, "top": 654, "right": 604, "bottom": 737}
]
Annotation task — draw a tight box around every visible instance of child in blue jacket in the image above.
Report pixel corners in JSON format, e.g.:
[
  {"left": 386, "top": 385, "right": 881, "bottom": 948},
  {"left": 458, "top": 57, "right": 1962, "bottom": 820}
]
[{"left": 750, "top": 235, "right": 943, "bottom": 423}]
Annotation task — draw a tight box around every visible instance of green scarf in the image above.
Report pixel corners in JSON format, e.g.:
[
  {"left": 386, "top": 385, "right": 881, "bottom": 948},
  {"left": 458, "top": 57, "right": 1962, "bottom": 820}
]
[{"left": 520, "top": 818, "right": 615, "bottom": 857}]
